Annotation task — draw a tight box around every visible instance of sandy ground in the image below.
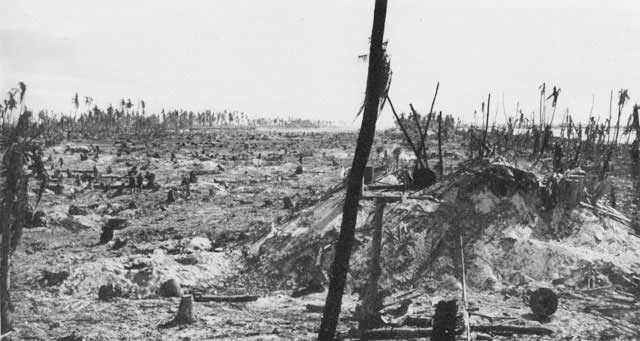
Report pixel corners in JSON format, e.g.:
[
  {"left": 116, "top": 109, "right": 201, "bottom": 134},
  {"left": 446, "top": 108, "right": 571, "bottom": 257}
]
[{"left": 7, "top": 129, "right": 640, "bottom": 340}]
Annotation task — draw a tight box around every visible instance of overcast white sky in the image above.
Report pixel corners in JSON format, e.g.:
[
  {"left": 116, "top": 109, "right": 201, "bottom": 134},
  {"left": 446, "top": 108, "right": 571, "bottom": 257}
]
[{"left": 1, "top": 1, "right": 639, "bottom": 127}]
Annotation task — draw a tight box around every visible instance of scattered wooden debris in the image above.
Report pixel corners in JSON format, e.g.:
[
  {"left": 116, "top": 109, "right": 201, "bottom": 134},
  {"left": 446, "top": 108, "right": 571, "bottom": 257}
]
[{"left": 40, "top": 270, "right": 70, "bottom": 286}]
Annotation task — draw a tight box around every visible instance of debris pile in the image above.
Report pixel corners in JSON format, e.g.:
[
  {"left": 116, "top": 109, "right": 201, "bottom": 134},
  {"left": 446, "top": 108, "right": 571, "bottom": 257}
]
[{"left": 250, "top": 159, "right": 640, "bottom": 297}]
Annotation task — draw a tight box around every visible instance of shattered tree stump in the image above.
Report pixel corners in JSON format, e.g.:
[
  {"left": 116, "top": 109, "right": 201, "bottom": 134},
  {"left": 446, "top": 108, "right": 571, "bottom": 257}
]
[
  {"left": 160, "top": 295, "right": 197, "bottom": 328},
  {"left": 432, "top": 300, "right": 457, "bottom": 341},
  {"left": 167, "top": 189, "right": 177, "bottom": 204},
  {"left": 99, "top": 218, "right": 128, "bottom": 244}
]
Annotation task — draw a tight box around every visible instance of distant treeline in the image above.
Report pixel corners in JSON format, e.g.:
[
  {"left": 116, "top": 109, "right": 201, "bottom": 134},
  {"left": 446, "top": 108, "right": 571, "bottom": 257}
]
[{"left": 23, "top": 103, "right": 334, "bottom": 142}]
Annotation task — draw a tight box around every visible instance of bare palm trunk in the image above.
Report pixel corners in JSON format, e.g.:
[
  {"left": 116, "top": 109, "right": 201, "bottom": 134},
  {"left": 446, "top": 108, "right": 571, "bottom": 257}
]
[
  {"left": 482, "top": 94, "right": 491, "bottom": 156},
  {"left": 1, "top": 207, "right": 10, "bottom": 333},
  {"left": 438, "top": 112, "right": 444, "bottom": 177},
  {"left": 318, "top": 0, "right": 388, "bottom": 338},
  {"left": 607, "top": 90, "right": 613, "bottom": 145},
  {"left": 614, "top": 105, "right": 623, "bottom": 148}
]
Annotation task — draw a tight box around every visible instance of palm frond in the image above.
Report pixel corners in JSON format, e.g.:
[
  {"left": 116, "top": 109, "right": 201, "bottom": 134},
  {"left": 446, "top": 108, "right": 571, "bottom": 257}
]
[{"left": 18, "top": 82, "right": 26, "bottom": 104}]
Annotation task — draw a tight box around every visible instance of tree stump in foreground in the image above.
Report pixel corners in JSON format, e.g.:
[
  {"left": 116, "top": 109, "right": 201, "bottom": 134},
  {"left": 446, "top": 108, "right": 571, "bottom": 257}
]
[
  {"left": 159, "top": 295, "right": 196, "bottom": 328},
  {"left": 432, "top": 300, "right": 457, "bottom": 341}
]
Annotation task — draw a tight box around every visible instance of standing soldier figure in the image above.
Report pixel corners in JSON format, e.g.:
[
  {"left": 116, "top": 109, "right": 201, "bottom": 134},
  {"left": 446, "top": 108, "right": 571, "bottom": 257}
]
[
  {"left": 129, "top": 174, "right": 136, "bottom": 193},
  {"left": 136, "top": 172, "right": 144, "bottom": 192},
  {"left": 553, "top": 143, "right": 563, "bottom": 173}
]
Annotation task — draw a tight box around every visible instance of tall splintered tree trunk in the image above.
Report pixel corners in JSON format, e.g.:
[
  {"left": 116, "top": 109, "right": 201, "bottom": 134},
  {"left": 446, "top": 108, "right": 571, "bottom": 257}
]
[
  {"left": 318, "top": 0, "right": 388, "bottom": 338},
  {"left": 482, "top": 94, "right": 490, "bottom": 156},
  {"left": 359, "top": 200, "right": 385, "bottom": 333},
  {"left": 0, "top": 208, "right": 9, "bottom": 334},
  {"left": 437, "top": 112, "right": 444, "bottom": 177}
]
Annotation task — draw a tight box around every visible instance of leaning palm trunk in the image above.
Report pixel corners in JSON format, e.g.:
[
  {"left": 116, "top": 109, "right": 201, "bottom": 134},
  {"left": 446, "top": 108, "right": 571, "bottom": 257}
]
[
  {"left": 0, "top": 83, "right": 47, "bottom": 334},
  {"left": 318, "top": 0, "right": 389, "bottom": 338}
]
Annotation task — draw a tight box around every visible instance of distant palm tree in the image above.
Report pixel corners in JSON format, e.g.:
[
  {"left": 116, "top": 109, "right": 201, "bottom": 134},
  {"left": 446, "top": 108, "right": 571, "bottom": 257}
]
[{"left": 614, "top": 89, "right": 630, "bottom": 146}]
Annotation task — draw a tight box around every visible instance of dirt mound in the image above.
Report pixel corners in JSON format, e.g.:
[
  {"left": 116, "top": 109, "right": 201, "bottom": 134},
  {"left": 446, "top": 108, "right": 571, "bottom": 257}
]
[
  {"left": 57, "top": 248, "right": 234, "bottom": 299},
  {"left": 249, "top": 159, "right": 640, "bottom": 295}
]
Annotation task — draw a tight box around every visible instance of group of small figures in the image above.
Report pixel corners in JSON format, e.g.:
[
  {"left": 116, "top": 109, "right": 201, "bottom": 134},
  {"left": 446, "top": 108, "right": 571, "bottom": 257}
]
[{"left": 127, "top": 166, "right": 156, "bottom": 192}]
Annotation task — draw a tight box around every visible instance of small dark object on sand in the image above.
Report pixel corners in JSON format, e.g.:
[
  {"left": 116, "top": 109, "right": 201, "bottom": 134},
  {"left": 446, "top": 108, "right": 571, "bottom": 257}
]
[
  {"left": 99, "top": 218, "right": 128, "bottom": 244},
  {"left": 32, "top": 210, "right": 48, "bottom": 227},
  {"left": 98, "top": 283, "right": 123, "bottom": 301},
  {"left": 41, "top": 270, "right": 70, "bottom": 286},
  {"left": 158, "top": 278, "right": 183, "bottom": 298},
  {"left": 291, "top": 280, "right": 324, "bottom": 298},
  {"left": 167, "top": 189, "right": 176, "bottom": 203},
  {"left": 529, "top": 288, "right": 558, "bottom": 320},
  {"left": 413, "top": 167, "right": 436, "bottom": 189},
  {"left": 283, "top": 197, "right": 294, "bottom": 209}
]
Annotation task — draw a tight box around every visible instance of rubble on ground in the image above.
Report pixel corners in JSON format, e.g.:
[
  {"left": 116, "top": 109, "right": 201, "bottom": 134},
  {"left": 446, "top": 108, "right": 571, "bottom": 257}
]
[{"left": 251, "top": 159, "right": 640, "bottom": 297}]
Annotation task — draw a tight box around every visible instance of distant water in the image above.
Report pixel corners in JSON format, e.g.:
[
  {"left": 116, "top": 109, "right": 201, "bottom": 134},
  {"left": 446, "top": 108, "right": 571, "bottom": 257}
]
[
  {"left": 511, "top": 127, "right": 637, "bottom": 142},
  {"left": 255, "top": 126, "right": 358, "bottom": 133}
]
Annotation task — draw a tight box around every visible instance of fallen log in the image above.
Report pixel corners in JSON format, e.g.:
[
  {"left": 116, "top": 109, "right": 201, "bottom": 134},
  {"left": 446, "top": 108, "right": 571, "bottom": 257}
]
[
  {"left": 193, "top": 294, "right": 259, "bottom": 303},
  {"left": 589, "top": 310, "right": 640, "bottom": 335},
  {"left": 341, "top": 327, "right": 432, "bottom": 340},
  {"left": 68, "top": 169, "right": 94, "bottom": 174},
  {"left": 381, "top": 292, "right": 422, "bottom": 309},
  {"left": 471, "top": 325, "right": 554, "bottom": 336},
  {"left": 364, "top": 184, "right": 405, "bottom": 191},
  {"left": 468, "top": 311, "right": 516, "bottom": 322},
  {"left": 341, "top": 324, "right": 554, "bottom": 340},
  {"left": 193, "top": 169, "right": 221, "bottom": 176},
  {"left": 402, "top": 315, "right": 431, "bottom": 327},
  {"left": 306, "top": 304, "right": 324, "bottom": 313}
]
